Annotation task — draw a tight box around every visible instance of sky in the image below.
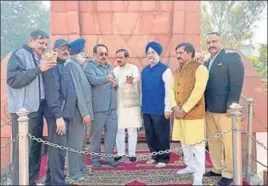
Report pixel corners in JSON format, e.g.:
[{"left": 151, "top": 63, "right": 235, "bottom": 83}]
[
  {"left": 252, "top": 8, "right": 267, "bottom": 45},
  {"left": 42, "top": 1, "right": 267, "bottom": 45}
]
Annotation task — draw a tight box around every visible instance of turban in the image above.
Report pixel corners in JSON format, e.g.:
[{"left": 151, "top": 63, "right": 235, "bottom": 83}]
[
  {"left": 70, "top": 38, "right": 86, "bottom": 55},
  {"left": 145, "top": 41, "right": 163, "bottom": 56}
]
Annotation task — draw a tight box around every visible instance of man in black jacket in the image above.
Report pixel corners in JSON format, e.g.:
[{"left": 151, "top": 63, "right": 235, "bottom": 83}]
[
  {"left": 203, "top": 32, "right": 244, "bottom": 186},
  {"left": 43, "top": 39, "right": 76, "bottom": 185}
]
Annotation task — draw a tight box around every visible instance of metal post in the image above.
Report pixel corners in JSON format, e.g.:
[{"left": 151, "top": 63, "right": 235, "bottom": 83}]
[
  {"left": 230, "top": 103, "right": 243, "bottom": 185},
  {"left": 245, "top": 98, "right": 254, "bottom": 181},
  {"left": 17, "top": 108, "right": 29, "bottom": 185}
]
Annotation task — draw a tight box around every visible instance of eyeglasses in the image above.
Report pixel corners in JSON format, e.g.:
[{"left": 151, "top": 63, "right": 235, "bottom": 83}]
[{"left": 97, "top": 52, "right": 108, "bottom": 57}]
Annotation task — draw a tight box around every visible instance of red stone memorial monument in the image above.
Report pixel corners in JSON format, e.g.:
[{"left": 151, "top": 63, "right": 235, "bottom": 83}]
[{"left": 1, "top": 1, "right": 267, "bottom": 177}]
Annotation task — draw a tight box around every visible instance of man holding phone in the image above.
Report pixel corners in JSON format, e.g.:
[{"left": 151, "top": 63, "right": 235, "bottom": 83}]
[
  {"left": 43, "top": 39, "right": 75, "bottom": 185},
  {"left": 6, "top": 30, "right": 56, "bottom": 185},
  {"left": 83, "top": 44, "right": 119, "bottom": 168}
]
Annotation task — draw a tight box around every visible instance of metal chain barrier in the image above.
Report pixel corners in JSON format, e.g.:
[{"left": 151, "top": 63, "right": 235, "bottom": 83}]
[
  {"left": 249, "top": 154, "right": 268, "bottom": 169},
  {"left": 1, "top": 135, "right": 19, "bottom": 148},
  {"left": 28, "top": 128, "right": 235, "bottom": 160},
  {"left": 241, "top": 128, "right": 268, "bottom": 151}
]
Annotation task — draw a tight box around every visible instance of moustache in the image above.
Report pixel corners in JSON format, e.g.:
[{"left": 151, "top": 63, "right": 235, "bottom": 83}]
[
  {"left": 209, "top": 47, "right": 217, "bottom": 50},
  {"left": 177, "top": 57, "right": 182, "bottom": 60}
]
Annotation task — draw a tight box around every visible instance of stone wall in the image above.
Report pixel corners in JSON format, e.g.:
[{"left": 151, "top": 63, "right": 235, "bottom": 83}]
[{"left": 50, "top": 1, "right": 201, "bottom": 71}]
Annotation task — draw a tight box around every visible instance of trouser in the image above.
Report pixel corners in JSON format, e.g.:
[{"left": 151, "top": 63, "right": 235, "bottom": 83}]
[
  {"left": 181, "top": 141, "right": 206, "bottom": 176},
  {"left": 116, "top": 128, "right": 138, "bottom": 157},
  {"left": 206, "top": 112, "right": 233, "bottom": 178},
  {"left": 143, "top": 113, "right": 170, "bottom": 164},
  {"left": 67, "top": 108, "right": 87, "bottom": 177},
  {"left": 45, "top": 117, "right": 69, "bottom": 185},
  {"left": 90, "top": 109, "right": 117, "bottom": 162},
  {"left": 11, "top": 102, "right": 44, "bottom": 186}
]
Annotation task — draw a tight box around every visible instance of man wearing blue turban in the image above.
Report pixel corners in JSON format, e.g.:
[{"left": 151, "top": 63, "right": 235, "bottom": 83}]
[
  {"left": 64, "top": 38, "right": 94, "bottom": 180},
  {"left": 141, "top": 41, "right": 173, "bottom": 168}
]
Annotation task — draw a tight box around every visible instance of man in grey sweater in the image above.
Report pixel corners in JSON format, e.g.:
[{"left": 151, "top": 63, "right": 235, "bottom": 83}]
[
  {"left": 6, "top": 30, "right": 56, "bottom": 185},
  {"left": 64, "top": 38, "right": 94, "bottom": 180},
  {"left": 83, "top": 44, "right": 119, "bottom": 168}
]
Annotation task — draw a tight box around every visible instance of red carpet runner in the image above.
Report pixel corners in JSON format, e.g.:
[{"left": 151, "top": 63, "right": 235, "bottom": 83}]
[{"left": 37, "top": 143, "right": 250, "bottom": 185}]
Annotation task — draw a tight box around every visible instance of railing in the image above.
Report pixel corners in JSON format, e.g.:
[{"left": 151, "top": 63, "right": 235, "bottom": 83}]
[{"left": 1, "top": 97, "right": 267, "bottom": 185}]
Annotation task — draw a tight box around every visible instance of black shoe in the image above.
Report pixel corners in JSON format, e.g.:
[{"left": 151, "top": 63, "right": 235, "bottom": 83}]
[
  {"left": 129, "top": 157, "right": 137, "bottom": 162},
  {"left": 217, "top": 177, "right": 233, "bottom": 186},
  {"left": 114, "top": 156, "right": 122, "bottom": 161},
  {"left": 203, "top": 171, "right": 222, "bottom": 177}
]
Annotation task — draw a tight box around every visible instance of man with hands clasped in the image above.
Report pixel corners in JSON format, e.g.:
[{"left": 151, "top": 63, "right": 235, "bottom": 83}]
[
  {"left": 170, "top": 43, "right": 209, "bottom": 185},
  {"left": 141, "top": 41, "right": 173, "bottom": 168}
]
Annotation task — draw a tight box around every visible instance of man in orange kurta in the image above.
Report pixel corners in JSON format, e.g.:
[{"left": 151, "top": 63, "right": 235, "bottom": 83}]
[{"left": 170, "top": 43, "right": 209, "bottom": 185}]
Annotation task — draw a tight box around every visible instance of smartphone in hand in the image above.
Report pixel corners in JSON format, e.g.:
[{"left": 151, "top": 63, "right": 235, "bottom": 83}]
[{"left": 44, "top": 51, "right": 58, "bottom": 62}]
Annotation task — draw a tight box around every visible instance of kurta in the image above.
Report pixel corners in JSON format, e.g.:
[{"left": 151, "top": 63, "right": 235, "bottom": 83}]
[
  {"left": 113, "top": 63, "right": 142, "bottom": 129},
  {"left": 170, "top": 65, "right": 209, "bottom": 144}
]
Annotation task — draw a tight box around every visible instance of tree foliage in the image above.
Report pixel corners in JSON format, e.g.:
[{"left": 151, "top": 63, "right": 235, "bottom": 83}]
[
  {"left": 248, "top": 44, "right": 267, "bottom": 86},
  {"left": 1, "top": 1, "right": 50, "bottom": 59},
  {"left": 201, "top": 1, "right": 267, "bottom": 52}
]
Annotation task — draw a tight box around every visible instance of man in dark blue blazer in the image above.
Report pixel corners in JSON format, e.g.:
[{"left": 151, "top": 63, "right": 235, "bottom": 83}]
[{"left": 203, "top": 32, "right": 244, "bottom": 186}]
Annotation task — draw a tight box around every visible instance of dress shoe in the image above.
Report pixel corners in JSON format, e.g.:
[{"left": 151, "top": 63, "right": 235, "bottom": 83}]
[
  {"left": 176, "top": 166, "right": 195, "bottom": 175},
  {"left": 217, "top": 177, "right": 233, "bottom": 186},
  {"left": 103, "top": 160, "right": 120, "bottom": 167},
  {"left": 203, "top": 171, "right": 221, "bottom": 177},
  {"left": 129, "top": 157, "right": 136, "bottom": 162},
  {"left": 114, "top": 156, "right": 122, "bottom": 161}
]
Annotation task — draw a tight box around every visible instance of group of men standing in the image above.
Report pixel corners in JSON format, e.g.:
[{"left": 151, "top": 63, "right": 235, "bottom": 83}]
[{"left": 6, "top": 29, "right": 244, "bottom": 186}]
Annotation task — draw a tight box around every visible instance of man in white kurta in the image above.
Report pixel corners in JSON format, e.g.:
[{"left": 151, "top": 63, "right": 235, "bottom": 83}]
[{"left": 113, "top": 49, "right": 142, "bottom": 162}]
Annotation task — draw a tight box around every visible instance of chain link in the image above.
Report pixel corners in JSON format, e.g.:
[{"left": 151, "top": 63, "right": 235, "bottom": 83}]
[
  {"left": 241, "top": 128, "right": 268, "bottom": 151},
  {"left": 1, "top": 135, "right": 19, "bottom": 148},
  {"left": 28, "top": 127, "right": 236, "bottom": 159}
]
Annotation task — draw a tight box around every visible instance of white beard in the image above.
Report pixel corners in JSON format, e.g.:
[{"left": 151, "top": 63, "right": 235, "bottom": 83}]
[{"left": 72, "top": 53, "right": 86, "bottom": 65}]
